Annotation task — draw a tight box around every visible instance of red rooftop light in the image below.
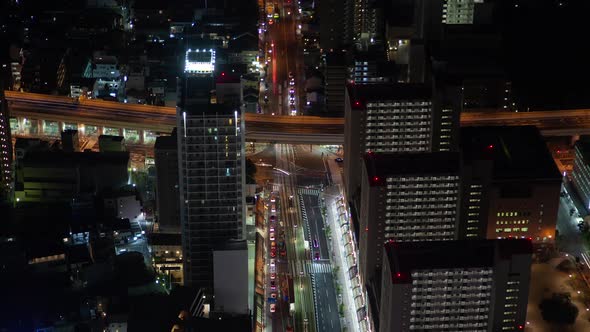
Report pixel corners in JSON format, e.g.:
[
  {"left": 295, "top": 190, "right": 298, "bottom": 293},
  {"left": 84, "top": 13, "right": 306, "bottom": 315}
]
[
  {"left": 373, "top": 176, "right": 379, "bottom": 182},
  {"left": 396, "top": 273, "right": 401, "bottom": 278},
  {"left": 488, "top": 144, "right": 494, "bottom": 149},
  {"left": 221, "top": 72, "right": 225, "bottom": 76}
]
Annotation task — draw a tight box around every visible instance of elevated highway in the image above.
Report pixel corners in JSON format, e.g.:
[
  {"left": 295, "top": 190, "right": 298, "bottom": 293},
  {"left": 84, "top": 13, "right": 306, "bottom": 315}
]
[
  {"left": 5, "top": 91, "right": 590, "bottom": 144},
  {"left": 3, "top": 91, "right": 344, "bottom": 144}
]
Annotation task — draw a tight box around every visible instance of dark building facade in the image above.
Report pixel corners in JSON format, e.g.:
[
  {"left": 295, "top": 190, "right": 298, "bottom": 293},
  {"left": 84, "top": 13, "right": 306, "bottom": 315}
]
[{"left": 155, "top": 130, "right": 180, "bottom": 233}]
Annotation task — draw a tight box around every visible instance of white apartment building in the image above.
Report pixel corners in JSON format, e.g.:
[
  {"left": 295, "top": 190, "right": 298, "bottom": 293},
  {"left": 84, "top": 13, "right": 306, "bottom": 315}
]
[{"left": 379, "top": 239, "right": 532, "bottom": 332}]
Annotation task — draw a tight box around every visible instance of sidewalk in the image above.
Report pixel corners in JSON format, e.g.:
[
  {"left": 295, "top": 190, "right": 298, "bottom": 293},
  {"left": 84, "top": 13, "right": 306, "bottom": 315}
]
[{"left": 321, "top": 152, "right": 372, "bottom": 332}]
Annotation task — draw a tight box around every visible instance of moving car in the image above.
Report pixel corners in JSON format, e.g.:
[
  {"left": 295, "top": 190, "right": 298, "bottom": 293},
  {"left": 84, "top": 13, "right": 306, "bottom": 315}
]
[
  {"left": 270, "top": 215, "right": 276, "bottom": 222},
  {"left": 314, "top": 252, "right": 320, "bottom": 260},
  {"left": 271, "top": 292, "right": 277, "bottom": 299},
  {"left": 270, "top": 232, "right": 276, "bottom": 241},
  {"left": 313, "top": 238, "right": 319, "bottom": 248},
  {"left": 270, "top": 280, "right": 277, "bottom": 290},
  {"left": 270, "top": 250, "right": 276, "bottom": 258},
  {"left": 270, "top": 303, "right": 276, "bottom": 313},
  {"left": 271, "top": 273, "right": 276, "bottom": 280},
  {"left": 335, "top": 157, "right": 343, "bottom": 162}
]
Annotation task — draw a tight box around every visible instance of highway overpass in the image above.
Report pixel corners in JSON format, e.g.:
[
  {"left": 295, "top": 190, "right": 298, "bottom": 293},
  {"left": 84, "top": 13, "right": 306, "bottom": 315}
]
[
  {"left": 3, "top": 91, "right": 344, "bottom": 144},
  {"left": 5, "top": 90, "right": 590, "bottom": 144}
]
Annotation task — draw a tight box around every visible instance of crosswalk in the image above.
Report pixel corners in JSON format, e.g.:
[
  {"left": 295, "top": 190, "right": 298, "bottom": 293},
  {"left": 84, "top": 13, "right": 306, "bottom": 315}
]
[
  {"left": 307, "top": 261, "right": 333, "bottom": 274},
  {"left": 298, "top": 188, "right": 320, "bottom": 196}
]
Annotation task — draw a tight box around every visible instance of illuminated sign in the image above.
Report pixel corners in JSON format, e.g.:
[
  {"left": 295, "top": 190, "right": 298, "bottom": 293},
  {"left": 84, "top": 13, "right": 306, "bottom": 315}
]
[{"left": 184, "top": 48, "right": 215, "bottom": 74}]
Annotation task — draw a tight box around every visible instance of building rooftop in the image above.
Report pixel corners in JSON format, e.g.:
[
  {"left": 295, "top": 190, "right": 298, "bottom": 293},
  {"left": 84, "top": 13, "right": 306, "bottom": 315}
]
[
  {"left": 460, "top": 126, "right": 561, "bottom": 181},
  {"left": 347, "top": 83, "right": 431, "bottom": 105},
  {"left": 384, "top": 239, "right": 532, "bottom": 284},
  {"left": 363, "top": 152, "right": 461, "bottom": 185},
  {"left": 183, "top": 102, "right": 238, "bottom": 116}
]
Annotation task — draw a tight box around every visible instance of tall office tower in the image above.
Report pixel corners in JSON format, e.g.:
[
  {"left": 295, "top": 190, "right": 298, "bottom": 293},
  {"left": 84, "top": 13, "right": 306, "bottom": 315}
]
[
  {"left": 379, "top": 239, "right": 532, "bottom": 332},
  {"left": 155, "top": 130, "right": 180, "bottom": 233},
  {"left": 460, "top": 126, "right": 561, "bottom": 250},
  {"left": 359, "top": 152, "right": 462, "bottom": 306},
  {"left": 344, "top": 83, "right": 461, "bottom": 204},
  {"left": 0, "top": 88, "right": 12, "bottom": 202},
  {"left": 178, "top": 47, "right": 246, "bottom": 288}
]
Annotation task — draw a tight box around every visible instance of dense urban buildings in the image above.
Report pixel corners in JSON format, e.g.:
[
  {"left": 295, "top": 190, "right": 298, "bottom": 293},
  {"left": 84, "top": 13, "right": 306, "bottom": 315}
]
[
  {"left": 2, "top": 0, "right": 590, "bottom": 330},
  {"left": 380, "top": 239, "right": 532, "bottom": 332}
]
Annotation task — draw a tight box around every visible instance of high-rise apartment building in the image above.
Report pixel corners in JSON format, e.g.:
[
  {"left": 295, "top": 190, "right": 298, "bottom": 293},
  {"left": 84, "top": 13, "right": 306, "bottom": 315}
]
[
  {"left": 460, "top": 126, "right": 561, "bottom": 249},
  {"left": 359, "top": 152, "right": 462, "bottom": 302},
  {"left": 177, "top": 46, "right": 245, "bottom": 288},
  {"left": 379, "top": 239, "right": 532, "bottom": 332},
  {"left": 344, "top": 83, "right": 461, "bottom": 203}
]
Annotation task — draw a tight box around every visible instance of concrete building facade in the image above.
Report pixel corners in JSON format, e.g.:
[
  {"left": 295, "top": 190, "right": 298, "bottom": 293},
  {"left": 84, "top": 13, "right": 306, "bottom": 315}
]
[{"left": 379, "top": 239, "right": 532, "bottom": 332}]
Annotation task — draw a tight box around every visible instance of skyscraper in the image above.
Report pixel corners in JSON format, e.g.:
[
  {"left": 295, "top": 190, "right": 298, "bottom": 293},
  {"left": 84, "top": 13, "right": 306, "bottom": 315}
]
[
  {"left": 379, "top": 239, "right": 532, "bottom": 332},
  {"left": 177, "top": 47, "right": 246, "bottom": 288}
]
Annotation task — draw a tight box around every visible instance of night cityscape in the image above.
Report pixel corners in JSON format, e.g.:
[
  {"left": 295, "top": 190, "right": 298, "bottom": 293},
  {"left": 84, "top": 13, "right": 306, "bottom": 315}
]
[{"left": 2, "top": 0, "right": 590, "bottom": 331}]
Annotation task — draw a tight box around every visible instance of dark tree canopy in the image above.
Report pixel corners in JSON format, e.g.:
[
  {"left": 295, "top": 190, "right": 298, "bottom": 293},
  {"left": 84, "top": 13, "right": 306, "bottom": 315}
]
[{"left": 539, "top": 293, "right": 579, "bottom": 325}]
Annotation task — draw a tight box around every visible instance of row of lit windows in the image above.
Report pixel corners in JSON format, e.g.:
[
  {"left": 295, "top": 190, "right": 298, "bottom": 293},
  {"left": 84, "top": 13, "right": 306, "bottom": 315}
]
[
  {"left": 386, "top": 189, "right": 458, "bottom": 195},
  {"left": 412, "top": 269, "right": 492, "bottom": 278},
  {"left": 497, "top": 212, "right": 531, "bottom": 217},
  {"left": 386, "top": 224, "right": 455, "bottom": 231},
  {"left": 412, "top": 278, "right": 492, "bottom": 286},
  {"left": 365, "top": 121, "right": 430, "bottom": 129},
  {"left": 495, "top": 227, "right": 529, "bottom": 233},
  {"left": 386, "top": 197, "right": 457, "bottom": 204},
  {"left": 411, "top": 300, "right": 491, "bottom": 308},
  {"left": 496, "top": 220, "right": 529, "bottom": 225},
  {"left": 366, "top": 101, "right": 431, "bottom": 108},
  {"left": 388, "top": 176, "right": 459, "bottom": 182}
]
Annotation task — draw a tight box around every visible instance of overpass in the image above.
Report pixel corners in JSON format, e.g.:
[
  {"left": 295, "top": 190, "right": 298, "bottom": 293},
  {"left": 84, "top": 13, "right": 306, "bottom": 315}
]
[
  {"left": 5, "top": 90, "right": 590, "bottom": 145},
  {"left": 3, "top": 91, "right": 344, "bottom": 145}
]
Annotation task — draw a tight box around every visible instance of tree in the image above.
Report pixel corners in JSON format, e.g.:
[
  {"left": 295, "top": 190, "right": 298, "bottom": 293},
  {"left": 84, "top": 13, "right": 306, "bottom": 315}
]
[
  {"left": 539, "top": 292, "right": 578, "bottom": 326},
  {"left": 245, "top": 158, "right": 257, "bottom": 184}
]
